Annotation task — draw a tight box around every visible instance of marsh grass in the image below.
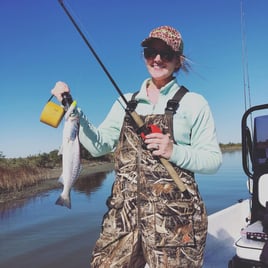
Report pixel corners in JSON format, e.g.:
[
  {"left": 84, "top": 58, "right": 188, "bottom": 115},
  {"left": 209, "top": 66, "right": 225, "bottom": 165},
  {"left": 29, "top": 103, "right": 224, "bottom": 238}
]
[
  {"left": 0, "top": 150, "right": 62, "bottom": 193},
  {"left": 0, "top": 162, "right": 48, "bottom": 193},
  {"left": 0, "top": 148, "right": 113, "bottom": 194},
  {"left": 0, "top": 143, "right": 238, "bottom": 194}
]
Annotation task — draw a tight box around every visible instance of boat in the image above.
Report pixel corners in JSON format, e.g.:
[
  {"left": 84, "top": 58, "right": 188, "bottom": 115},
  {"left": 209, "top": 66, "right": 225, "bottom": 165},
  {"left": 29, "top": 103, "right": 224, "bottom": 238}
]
[
  {"left": 144, "top": 104, "right": 268, "bottom": 268},
  {"left": 203, "top": 1, "right": 268, "bottom": 265},
  {"left": 204, "top": 104, "right": 268, "bottom": 267}
]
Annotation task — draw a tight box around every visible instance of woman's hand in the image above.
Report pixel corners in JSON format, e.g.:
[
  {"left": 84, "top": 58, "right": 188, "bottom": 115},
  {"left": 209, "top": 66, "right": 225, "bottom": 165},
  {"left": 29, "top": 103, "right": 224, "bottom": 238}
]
[
  {"left": 51, "top": 81, "right": 70, "bottom": 103},
  {"left": 144, "top": 132, "right": 173, "bottom": 159}
]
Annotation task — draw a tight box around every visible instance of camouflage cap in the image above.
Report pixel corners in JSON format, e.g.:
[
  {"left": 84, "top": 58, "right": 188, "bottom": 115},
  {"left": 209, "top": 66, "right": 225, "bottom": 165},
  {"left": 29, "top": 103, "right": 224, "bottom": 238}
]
[{"left": 141, "top": 26, "right": 183, "bottom": 54}]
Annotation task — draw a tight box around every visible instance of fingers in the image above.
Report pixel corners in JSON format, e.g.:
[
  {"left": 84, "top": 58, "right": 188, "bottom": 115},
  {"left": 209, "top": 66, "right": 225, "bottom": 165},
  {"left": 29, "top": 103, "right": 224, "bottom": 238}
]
[
  {"left": 144, "top": 133, "right": 173, "bottom": 159},
  {"left": 51, "top": 81, "right": 70, "bottom": 102},
  {"left": 146, "top": 142, "right": 160, "bottom": 151}
]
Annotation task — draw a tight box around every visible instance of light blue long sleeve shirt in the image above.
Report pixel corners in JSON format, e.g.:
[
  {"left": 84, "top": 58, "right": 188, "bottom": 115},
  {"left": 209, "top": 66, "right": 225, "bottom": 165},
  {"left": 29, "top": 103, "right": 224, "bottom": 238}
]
[{"left": 78, "top": 78, "right": 222, "bottom": 174}]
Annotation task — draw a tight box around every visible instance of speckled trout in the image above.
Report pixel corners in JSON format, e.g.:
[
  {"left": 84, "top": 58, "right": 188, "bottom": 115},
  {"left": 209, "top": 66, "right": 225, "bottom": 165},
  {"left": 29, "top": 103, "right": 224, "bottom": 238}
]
[{"left": 55, "top": 101, "right": 81, "bottom": 209}]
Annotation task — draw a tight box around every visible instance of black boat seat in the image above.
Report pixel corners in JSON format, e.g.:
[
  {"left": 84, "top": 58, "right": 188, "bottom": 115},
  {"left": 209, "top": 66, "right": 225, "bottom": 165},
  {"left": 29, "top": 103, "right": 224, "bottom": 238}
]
[{"left": 229, "top": 105, "right": 268, "bottom": 267}]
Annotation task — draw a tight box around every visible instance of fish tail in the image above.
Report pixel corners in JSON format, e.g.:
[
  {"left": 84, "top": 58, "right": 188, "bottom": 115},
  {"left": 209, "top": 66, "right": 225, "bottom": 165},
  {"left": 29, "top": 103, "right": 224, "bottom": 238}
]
[{"left": 55, "top": 195, "right": 71, "bottom": 209}]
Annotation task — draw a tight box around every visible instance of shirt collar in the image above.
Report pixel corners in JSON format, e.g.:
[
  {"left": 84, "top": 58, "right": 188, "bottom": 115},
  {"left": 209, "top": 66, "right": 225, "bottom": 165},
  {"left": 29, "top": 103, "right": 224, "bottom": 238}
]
[{"left": 136, "top": 77, "right": 179, "bottom": 102}]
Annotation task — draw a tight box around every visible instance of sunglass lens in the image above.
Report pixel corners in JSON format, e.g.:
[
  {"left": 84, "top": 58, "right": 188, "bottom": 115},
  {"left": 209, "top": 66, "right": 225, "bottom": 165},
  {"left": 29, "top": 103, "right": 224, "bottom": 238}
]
[
  {"left": 161, "top": 51, "right": 174, "bottom": 61},
  {"left": 143, "top": 48, "right": 175, "bottom": 61},
  {"left": 144, "top": 48, "right": 157, "bottom": 59}
]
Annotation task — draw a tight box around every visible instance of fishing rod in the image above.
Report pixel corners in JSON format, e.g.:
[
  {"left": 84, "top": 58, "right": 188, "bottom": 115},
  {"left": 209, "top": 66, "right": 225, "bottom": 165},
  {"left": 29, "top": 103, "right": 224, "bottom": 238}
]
[
  {"left": 58, "top": 0, "right": 147, "bottom": 127},
  {"left": 58, "top": 0, "right": 190, "bottom": 198}
]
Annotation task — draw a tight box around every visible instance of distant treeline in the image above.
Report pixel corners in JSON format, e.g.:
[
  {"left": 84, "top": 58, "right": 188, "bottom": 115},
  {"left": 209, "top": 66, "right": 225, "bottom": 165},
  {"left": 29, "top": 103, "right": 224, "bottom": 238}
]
[
  {"left": 0, "top": 142, "right": 241, "bottom": 164},
  {"left": 0, "top": 143, "right": 241, "bottom": 192},
  {"left": 0, "top": 146, "right": 112, "bottom": 193},
  {"left": 219, "top": 142, "right": 241, "bottom": 151},
  {"left": 0, "top": 146, "right": 113, "bottom": 167}
]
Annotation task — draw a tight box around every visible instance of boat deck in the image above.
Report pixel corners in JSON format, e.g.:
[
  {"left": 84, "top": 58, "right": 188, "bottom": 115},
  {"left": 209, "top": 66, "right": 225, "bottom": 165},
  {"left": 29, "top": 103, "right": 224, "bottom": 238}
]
[
  {"left": 204, "top": 199, "right": 250, "bottom": 267},
  {"left": 144, "top": 199, "right": 250, "bottom": 267}
]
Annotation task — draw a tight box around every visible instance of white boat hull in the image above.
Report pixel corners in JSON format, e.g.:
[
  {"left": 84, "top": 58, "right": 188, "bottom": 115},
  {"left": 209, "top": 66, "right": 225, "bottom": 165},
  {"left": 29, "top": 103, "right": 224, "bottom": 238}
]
[{"left": 204, "top": 199, "right": 250, "bottom": 267}]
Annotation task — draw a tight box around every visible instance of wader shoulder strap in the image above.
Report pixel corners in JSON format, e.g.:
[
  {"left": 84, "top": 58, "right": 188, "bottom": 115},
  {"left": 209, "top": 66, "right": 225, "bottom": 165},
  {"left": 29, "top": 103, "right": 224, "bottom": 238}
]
[
  {"left": 126, "top": 85, "right": 189, "bottom": 114},
  {"left": 126, "top": 91, "right": 139, "bottom": 112},
  {"left": 125, "top": 88, "right": 191, "bottom": 198},
  {"left": 165, "top": 86, "right": 189, "bottom": 115}
]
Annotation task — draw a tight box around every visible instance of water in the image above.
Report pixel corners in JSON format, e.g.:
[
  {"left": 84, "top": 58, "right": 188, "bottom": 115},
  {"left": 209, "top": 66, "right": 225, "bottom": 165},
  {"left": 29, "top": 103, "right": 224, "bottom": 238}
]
[
  {"left": 0, "top": 151, "right": 250, "bottom": 268},
  {"left": 196, "top": 151, "right": 250, "bottom": 214}
]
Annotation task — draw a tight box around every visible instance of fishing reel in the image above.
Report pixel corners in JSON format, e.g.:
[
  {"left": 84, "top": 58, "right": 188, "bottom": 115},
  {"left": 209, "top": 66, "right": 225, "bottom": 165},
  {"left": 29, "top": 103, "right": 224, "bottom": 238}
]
[{"left": 40, "top": 93, "right": 73, "bottom": 128}]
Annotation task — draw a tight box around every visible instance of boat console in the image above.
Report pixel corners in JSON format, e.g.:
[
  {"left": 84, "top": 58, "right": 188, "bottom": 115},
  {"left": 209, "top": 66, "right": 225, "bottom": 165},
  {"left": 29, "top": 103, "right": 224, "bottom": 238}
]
[{"left": 229, "top": 104, "right": 268, "bottom": 268}]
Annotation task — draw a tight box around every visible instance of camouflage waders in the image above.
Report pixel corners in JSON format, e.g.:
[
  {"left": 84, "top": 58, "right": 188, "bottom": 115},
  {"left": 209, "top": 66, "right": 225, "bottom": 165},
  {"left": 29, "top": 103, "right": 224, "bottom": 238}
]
[{"left": 90, "top": 89, "right": 208, "bottom": 268}]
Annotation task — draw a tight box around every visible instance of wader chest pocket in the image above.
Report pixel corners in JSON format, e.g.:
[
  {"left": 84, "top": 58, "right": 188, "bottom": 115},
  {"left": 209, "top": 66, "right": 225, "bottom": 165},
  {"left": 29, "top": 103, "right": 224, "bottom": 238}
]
[{"left": 154, "top": 199, "right": 195, "bottom": 247}]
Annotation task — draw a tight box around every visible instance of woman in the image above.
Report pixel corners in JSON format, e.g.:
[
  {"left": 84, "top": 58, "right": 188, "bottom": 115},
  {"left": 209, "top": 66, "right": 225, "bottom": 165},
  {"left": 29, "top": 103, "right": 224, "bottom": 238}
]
[{"left": 52, "top": 25, "right": 222, "bottom": 268}]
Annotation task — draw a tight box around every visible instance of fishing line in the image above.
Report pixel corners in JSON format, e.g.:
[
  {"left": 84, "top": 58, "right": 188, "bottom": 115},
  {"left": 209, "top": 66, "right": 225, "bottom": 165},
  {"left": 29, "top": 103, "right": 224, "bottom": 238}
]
[
  {"left": 58, "top": 0, "right": 190, "bottom": 198},
  {"left": 58, "top": 0, "right": 129, "bottom": 106},
  {"left": 59, "top": 1, "right": 104, "bottom": 96},
  {"left": 58, "top": 0, "right": 128, "bottom": 110},
  {"left": 240, "top": 0, "right": 252, "bottom": 116},
  {"left": 240, "top": 0, "right": 253, "bottom": 192}
]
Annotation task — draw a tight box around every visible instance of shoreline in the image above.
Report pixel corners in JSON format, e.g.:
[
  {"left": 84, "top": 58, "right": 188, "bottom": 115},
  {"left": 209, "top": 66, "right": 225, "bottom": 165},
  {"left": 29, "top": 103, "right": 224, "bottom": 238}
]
[
  {"left": 0, "top": 148, "right": 240, "bottom": 205},
  {"left": 0, "top": 162, "right": 114, "bottom": 204}
]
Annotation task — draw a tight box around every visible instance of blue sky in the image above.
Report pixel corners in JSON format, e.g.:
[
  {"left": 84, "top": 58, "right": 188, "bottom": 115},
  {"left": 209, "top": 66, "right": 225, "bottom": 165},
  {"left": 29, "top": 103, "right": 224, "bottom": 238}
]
[{"left": 1, "top": 0, "right": 268, "bottom": 158}]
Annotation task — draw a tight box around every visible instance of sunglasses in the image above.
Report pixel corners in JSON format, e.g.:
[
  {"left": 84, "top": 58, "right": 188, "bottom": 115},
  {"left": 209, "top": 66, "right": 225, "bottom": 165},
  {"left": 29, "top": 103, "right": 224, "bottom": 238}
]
[{"left": 143, "top": 47, "right": 176, "bottom": 62}]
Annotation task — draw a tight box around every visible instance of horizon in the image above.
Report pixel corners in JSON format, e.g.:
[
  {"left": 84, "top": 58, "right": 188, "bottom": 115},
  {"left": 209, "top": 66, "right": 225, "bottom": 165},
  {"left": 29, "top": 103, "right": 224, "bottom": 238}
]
[
  {"left": 2, "top": 0, "right": 268, "bottom": 158},
  {"left": 1, "top": 142, "right": 242, "bottom": 159}
]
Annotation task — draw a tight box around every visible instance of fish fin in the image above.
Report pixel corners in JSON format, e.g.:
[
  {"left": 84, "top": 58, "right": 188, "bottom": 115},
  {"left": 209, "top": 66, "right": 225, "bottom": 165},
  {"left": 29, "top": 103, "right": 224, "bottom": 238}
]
[
  {"left": 55, "top": 195, "right": 71, "bottom": 209},
  {"left": 58, "top": 174, "right": 64, "bottom": 185}
]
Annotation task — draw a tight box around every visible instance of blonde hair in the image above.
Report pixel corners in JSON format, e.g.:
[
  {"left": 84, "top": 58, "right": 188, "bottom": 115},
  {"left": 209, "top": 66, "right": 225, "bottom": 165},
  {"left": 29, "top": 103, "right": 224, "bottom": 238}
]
[{"left": 175, "top": 54, "right": 191, "bottom": 73}]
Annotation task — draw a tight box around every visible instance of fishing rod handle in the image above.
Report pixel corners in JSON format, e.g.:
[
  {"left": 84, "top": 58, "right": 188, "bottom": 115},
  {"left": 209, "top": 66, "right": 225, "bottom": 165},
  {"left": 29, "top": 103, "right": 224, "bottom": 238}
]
[
  {"left": 129, "top": 111, "right": 144, "bottom": 127},
  {"left": 62, "top": 92, "right": 73, "bottom": 111},
  {"left": 160, "top": 158, "right": 187, "bottom": 191},
  {"left": 131, "top": 111, "right": 190, "bottom": 198}
]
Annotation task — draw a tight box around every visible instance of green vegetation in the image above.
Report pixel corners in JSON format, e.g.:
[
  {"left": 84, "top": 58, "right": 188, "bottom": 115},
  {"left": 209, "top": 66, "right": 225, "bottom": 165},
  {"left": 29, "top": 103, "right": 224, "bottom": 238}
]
[
  {"left": 0, "top": 143, "right": 240, "bottom": 194},
  {"left": 0, "top": 147, "right": 113, "bottom": 193},
  {"left": 219, "top": 142, "right": 241, "bottom": 152}
]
